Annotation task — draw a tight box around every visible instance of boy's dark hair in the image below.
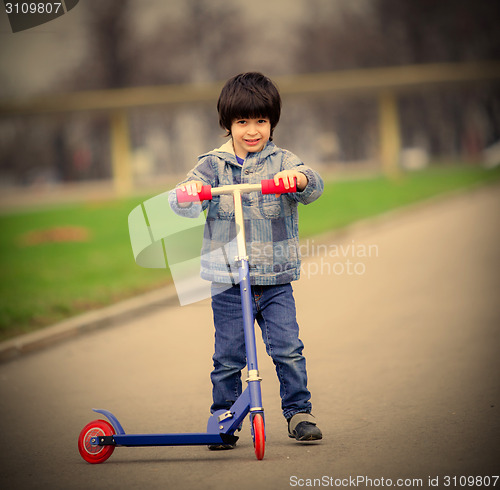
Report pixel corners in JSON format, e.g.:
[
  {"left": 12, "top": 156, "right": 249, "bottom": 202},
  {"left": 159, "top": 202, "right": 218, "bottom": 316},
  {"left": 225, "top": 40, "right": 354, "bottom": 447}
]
[{"left": 217, "top": 72, "right": 281, "bottom": 139}]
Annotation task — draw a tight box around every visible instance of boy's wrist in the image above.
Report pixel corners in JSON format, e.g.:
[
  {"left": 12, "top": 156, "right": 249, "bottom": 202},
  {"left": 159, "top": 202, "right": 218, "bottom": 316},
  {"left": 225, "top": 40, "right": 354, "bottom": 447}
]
[{"left": 296, "top": 171, "right": 308, "bottom": 191}]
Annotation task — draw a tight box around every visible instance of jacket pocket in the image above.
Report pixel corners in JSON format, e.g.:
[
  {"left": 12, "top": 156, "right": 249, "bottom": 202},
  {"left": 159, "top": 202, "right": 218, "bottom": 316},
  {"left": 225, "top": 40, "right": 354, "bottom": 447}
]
[
  {"left": 259, "top": 197, "right": 281, "bottom": 219},
  {"left": 217, "top": 194, "right": 235, "bottom": 219}
]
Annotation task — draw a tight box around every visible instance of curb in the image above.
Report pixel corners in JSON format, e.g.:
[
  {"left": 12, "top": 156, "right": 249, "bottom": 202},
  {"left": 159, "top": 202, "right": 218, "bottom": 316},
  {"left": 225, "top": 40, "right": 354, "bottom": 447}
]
[
  {"left": 0, "top": 284, "right": 179, "bottom": 364},
  {"left": 1, "top": 180, "right": 498, "bottom": 364}
]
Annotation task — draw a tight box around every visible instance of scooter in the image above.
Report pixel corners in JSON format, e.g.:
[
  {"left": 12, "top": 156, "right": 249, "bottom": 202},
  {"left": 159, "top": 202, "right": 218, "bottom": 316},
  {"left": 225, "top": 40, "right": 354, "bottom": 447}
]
[{"left": 77, "top": 177, "right": 297, "bottom": 463}]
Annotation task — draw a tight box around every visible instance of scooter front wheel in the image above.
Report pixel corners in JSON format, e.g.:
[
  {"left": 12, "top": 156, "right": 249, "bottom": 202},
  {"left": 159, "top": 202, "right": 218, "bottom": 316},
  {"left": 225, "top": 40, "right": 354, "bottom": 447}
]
[
  {"left": 253, "top": 413, "right": 265, "bottom": 460},
  {"left": 78, "top": 419, "right": 115, "bottom": 464}
]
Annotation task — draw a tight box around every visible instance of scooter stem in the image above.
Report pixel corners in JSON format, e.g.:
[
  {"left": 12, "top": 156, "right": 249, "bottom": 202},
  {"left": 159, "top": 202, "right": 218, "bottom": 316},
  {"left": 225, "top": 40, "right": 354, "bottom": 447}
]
[
  {"left": 233, "top": 189, "right": 247, "bottom": 260},
  {"left": 233, "top": 189, "right": 262, "bottom": 410}
]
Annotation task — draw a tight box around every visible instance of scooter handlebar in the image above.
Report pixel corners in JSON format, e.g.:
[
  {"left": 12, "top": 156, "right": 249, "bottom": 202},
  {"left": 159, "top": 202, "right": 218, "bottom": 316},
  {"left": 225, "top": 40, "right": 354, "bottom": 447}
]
[
  {"left": 261, "top": 177, "right": 297, "bottom": 195},
  {"left": 175, "top": 177, "right": 297, "bottom": 203},
  {"left": 176, "top": 184, "right": 213, "bottom": 203}
]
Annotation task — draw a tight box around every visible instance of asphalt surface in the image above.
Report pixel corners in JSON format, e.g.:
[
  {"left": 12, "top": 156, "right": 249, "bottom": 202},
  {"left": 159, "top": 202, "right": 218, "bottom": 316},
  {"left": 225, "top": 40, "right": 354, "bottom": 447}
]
[{"left": 0, "top": 184, "right": 499, "bottom": 490}]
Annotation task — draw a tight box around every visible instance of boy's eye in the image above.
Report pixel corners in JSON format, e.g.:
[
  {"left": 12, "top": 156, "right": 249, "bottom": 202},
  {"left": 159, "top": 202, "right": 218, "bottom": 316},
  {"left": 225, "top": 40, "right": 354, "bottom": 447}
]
[{"left": 258, "top": 119, "right": 268, "bottom": 124}]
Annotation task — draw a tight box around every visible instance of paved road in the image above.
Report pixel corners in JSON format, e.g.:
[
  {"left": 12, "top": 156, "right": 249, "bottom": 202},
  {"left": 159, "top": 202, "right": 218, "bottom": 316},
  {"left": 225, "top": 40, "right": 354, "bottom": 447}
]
[{"left": 1, "top": 184, "right": 499, "bottom": 490}]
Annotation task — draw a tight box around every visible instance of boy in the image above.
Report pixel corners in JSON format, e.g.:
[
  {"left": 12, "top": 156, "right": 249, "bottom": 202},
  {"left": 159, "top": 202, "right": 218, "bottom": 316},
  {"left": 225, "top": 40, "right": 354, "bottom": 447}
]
[{"left": 169, "top": 72, "right": 323, "bottom": 447}]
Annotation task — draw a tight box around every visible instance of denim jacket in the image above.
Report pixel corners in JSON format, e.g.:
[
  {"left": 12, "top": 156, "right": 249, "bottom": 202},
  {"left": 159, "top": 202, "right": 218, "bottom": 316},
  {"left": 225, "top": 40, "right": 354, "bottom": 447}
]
[{"left": 169, "top": 140, "right": 323, "bottom": 285}]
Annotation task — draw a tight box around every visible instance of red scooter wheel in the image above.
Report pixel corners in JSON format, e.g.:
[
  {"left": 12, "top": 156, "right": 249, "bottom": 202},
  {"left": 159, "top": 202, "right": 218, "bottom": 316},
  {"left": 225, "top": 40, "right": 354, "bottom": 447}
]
[
  {"left": 78, "top": 419, "right": 115, "bottom": 464},
  {"left": 253, "top": 414, "right": 265, "bottom": 460}
]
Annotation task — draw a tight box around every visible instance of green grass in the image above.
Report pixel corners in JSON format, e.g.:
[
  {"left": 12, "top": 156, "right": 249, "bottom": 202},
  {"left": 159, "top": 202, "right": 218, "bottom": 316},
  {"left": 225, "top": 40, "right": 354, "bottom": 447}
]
[
  {"left": 1, "top": 164, "right": 499, "bottom": 341},
  {"left": 298, "top": 165, "right": 500, "bottom": 236},
  {"left": 0, "top": 196, "right": 171, "bottom": 340}
]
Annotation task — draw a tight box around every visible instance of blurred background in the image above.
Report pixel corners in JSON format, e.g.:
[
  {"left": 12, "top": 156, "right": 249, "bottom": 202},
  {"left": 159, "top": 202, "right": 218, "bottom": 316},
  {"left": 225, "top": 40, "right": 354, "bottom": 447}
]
[
  {"left": 1, "top": 0, "right": 499, "bottom": 191},
  {"left": 0, "top": 0, "right": 500, "bottom": 338}
]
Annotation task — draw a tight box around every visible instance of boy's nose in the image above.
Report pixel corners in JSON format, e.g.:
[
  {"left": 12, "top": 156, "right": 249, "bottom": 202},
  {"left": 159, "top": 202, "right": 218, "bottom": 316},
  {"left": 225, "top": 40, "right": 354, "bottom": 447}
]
[{"left": 246, "top": 124, "right": 258, "bottom": 136}]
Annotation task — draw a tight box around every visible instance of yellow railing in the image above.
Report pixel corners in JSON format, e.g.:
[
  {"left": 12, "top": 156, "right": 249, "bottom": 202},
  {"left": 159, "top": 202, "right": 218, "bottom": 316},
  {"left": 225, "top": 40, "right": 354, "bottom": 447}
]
[{"left": 2, "top": 61, "right": 499, "bottom": 192}]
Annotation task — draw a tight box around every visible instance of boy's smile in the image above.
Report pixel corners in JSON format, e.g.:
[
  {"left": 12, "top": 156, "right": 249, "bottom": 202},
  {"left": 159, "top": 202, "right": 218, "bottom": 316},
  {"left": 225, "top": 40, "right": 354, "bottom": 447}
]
[{"left": 231, "top": 118, "right": 271, "bottom": 159}]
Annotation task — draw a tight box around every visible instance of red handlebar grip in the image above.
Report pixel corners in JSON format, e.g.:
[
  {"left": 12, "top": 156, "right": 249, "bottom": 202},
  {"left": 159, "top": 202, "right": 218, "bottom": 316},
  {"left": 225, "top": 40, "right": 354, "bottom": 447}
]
[
  {"left": 176, "top": 184, "right": 213, "bottom": 203},
  {"left": 261, "top": 177, "right": 297, "bottom": 195}
]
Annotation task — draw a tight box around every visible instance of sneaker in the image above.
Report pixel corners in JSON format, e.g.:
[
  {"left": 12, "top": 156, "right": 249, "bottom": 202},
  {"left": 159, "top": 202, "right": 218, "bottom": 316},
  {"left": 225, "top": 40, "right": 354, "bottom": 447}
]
[{"left": 288, "top": 413, "right": 322, "bottom": 441}]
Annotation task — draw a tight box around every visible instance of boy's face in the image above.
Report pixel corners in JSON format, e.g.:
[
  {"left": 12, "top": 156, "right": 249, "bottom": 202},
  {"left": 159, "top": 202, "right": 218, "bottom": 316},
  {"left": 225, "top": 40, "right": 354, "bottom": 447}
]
[{"left": 230, "top": 117, "right": 271, "bottom": 159}]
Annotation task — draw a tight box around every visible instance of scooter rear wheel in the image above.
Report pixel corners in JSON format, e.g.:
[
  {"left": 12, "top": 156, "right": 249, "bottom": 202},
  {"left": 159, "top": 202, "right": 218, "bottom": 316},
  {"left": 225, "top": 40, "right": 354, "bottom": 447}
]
[
  {"left": 253, "top": 413, "right": 265, "bottom": 460},
  {"left": 78, "top": 419, "right": 115, "bottom": 464}
]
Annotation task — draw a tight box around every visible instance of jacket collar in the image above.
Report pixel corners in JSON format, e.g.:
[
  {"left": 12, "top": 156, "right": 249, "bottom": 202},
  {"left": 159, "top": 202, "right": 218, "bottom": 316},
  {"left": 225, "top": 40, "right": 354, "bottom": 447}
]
[
  {"left": 214, "top": 139, "right": 235, "bottom": 156},
  {"left": 203, "top": 139, "right": 277, "bottom": 164}
]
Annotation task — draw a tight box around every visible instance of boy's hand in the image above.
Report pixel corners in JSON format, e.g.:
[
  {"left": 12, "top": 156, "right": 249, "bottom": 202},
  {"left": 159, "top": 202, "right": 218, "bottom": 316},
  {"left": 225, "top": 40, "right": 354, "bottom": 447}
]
[
  {"left": 273, "top": 170, "right": 308, "bottom": 197},
  {"left": 177, "top": 180, "right": 204, "bottom": 207}
]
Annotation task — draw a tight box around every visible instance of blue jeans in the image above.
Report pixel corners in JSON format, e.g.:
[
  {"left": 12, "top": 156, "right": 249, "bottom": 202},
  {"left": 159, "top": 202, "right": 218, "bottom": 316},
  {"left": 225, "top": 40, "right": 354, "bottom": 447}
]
[{"left": 210, "top": 283, "right": 312, "bottom": 420}]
